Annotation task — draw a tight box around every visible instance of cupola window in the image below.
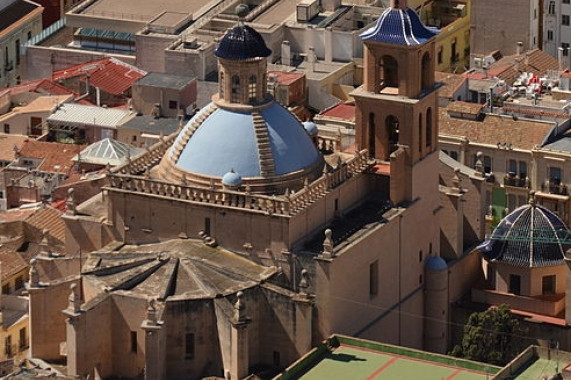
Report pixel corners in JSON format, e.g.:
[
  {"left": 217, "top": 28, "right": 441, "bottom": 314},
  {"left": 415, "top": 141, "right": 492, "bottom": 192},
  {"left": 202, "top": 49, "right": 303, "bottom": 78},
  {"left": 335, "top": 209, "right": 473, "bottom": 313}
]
[
  {"left": 379, "top": 55, "right": 398, "bottom": 90},
  {"left": 248, "top": 75, "right": 257, "bottom": 104},
  {"left": 231, "top": 75, "right": 240, "bottom": 103}
]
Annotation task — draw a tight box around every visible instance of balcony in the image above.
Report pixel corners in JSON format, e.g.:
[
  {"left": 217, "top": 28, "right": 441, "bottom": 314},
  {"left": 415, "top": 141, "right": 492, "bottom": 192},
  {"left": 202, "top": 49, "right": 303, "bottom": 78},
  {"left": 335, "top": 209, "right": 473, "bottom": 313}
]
[
  {"left": 541, "top": 180, "right": 568, "bottom": 196},
  {"left": 472, "top": 288, "right": 565, "bottom": 317},
  {"left": 503, "top": 173, "right": 529, "bottom": 188}
]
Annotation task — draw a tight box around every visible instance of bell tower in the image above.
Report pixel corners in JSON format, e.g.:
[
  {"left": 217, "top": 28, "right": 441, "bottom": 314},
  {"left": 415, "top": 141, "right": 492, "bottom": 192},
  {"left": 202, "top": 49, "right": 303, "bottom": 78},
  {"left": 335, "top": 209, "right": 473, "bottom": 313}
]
[{"left": 352, "top": 0, "right": 439, "bottom": 204}]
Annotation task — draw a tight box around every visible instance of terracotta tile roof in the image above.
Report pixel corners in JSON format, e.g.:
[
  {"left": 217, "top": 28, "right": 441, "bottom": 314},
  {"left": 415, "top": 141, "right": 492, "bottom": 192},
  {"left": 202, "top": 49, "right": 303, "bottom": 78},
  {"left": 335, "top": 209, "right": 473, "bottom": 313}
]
[
  {"left": 53, "top": 57, "right": 147, "bottom": 95},
  {"left": 0, "top": 246, "right": 28, "bottom": 278},
  {"left": 439, "top": 107, "right": 554, "bottom": 150},
  {"left": 446, "top": 101, "right": 483, "bottom": 115},
  {"left": 435, "top": 71, "right": 466, "bottom": 99},
  {"left": 25, "top": 204, "right": 65, "bottom": 243},
  {"left": 268, "top": 71, "right": 305, "bottom": 85},
  {"left": 18, "top": 140, "right": 83, "bottom": 174},
  {"left": 502, "top": 106, "right": 570, "bottom": 120},
  {"left": 9, "top": 79, "right": 74, "bottom": 96},
  {"left": 0, "top": 208, "right": 37, "bottom": 223},
  {"left": 561, "top": 70, "right": 571, "bottom": 79},
  {"left": 319, "top": 101, "right": 356, "bottom": 121},
  {"left": 0, "top": 133, "right": 27, "bottom": 162},
  {"left": 487, "top": 49, "right": 559, "bottom": 84}
]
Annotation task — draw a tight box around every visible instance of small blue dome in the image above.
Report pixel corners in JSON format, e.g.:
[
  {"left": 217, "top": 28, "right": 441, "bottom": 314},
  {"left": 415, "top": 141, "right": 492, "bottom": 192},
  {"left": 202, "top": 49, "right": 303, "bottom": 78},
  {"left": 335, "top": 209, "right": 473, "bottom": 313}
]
[
  {"left": 425, "top": 256, "right": 447, "bottom": 271},
  {"left": 215, "top": 24, "right": 272, "bottom": 60},
  {"left": 360, "top": 7, "right": 438, "bottom": 45},
  {"left": 222, "top": 169, "right": 242, "bottom": 187},
  {"left": 303, "top": 121, "right": 318, "bottom": 136}
]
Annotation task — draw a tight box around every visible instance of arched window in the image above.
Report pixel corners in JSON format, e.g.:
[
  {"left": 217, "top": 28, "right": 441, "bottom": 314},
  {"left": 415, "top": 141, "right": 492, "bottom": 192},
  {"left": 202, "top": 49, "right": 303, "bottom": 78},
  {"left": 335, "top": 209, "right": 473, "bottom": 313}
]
[
  {"left": 368, "top": 113, "right": 376, "bottom": 158},
  {"left": 426, "top": 107, "right": 432, "bottom": 148},
  {"left": 231, "top": 75, "right": 240, "bottom": 103},
  {"left": 421, "top": 52, "right": 431, "bottom": 91},
  {"left": 386, "top": 115, "right": 399, "bottom": 155},
  {"left": 248, "top": 75, "right": 257, "bottom": 104},
  {"left": 418, "top": 113, "right": 423, "bottom": 153},
  {"left": 219, "top": 71, "right": 225, "bottom": 99},
  {"left": 379, "top": 55, "right": 398, "bottom": 90}
]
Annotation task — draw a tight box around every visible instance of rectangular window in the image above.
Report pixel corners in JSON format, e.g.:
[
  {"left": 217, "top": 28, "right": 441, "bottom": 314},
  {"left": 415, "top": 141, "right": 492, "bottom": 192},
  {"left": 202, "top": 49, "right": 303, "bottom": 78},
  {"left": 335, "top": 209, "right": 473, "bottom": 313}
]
[
  {"left": 563, "top": 14, "right": 570, "bottom": 26},
  {"left": 437, "top": 47, "right": 443, "bottom": 64},
  {"left": 519, "top": 161, "right": 528, "bottom": 179},
  {"left": 19, "top": 327, "right": 26, "bottom": 350},
  {"left": 549, "top": 1, "right": 556, "bottom": 14},
  {"left": 563, "top": 43, "right": 570, "bottom": 56},
  {"left": 549, "top": 167, "right": 562, "bottom": 184},
  {"left": 5, "top": 336, "right": 11, "bottom": 357},
  {"left": 15, "top": 276, "right": 23, "bottom": 290},
  {"left": 548, "top": 30, "right": 554, "bottom": 41},
  {"left": 483, "top": 155, "right": 492, "bottom": 173},
  {"left": 2, "top": 284, "right": 9, "bottom": 294},
  {"left": 185, "top": 333, "right": 194, "bottom": 359},
  {"left": 564, "top": 0, "right": 570, "bottom": 4},
  {"left": 15, "top": 39, "right": 19, "bottom": 66},
  {"left": 542, "top": 275, "right": 556, "bottom": 294},
  {"left": 509, "top": 274, "right": 521, "bottom": 295},
  {"left": 507, "top": 159, "right": 517, "bottom": 175},
  {"left": 273, "top": 350, "right": 281, "bottom": 366},
  {"left": 369, "top": 260, "right": 378, "bottom": 296},
  {"left": 204, "top": 217, "right": 211, "bottom": 236},
  {"left": 169, "top": 100, "right": 177, "bottom": 110},
  {"left": 130, "top": 331, "right": 137, "bottom": 353},
  {"left": 3, "top": 124, "right": 9, "bottom": 133}
]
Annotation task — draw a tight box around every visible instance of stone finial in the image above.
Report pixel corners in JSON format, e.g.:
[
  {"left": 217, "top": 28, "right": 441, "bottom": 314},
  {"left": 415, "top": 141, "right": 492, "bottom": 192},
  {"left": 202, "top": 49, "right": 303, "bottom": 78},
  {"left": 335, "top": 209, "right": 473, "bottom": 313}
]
[
  {"left": 39, "top": 229, "right": 51, "bottom": 257},
  {"left": 29, "top": 258, "right": 39, "bottom": 288},
  {"left": 146, "top": 299, "right": 158, "bottom": 325},
  {"left": 529, "top": 190, "right": 536, "bottom": 207},
  {"left": 298, "top": 269, "right": 309, "bottom": 295},
  {"left": 233, "top": 291, "right": 247, "bottom": 324},
  {"left": 451, "top": 168, "right": 461, "bottom": 194},
  {"left": 474, "top": 152, "right": 484, "bottom": 177},
  {"left": 105, "top": 162, "right": 111, "bottom": 173},
  {"left": 69, "top": 283, "right": 81, "bottom": 313},
  {"left": 66, "top": 188, "right": 76, "bottom": 216},
  {"left": 322, "top": 229, "right": 334, "bottom": 259}
]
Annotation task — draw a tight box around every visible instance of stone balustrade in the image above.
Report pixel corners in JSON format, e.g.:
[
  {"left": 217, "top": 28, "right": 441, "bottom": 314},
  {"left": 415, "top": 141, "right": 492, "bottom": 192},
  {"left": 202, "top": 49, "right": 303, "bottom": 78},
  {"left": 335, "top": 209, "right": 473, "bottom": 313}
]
[
  {"left": 106, "top": 149, "right": 369, "bottom": 216},
  {"left": 112, "top": 133, "right": 178, "bottom": 175},
  {"left": 317, "top": 135, "right": 341, "bottom": 153}
]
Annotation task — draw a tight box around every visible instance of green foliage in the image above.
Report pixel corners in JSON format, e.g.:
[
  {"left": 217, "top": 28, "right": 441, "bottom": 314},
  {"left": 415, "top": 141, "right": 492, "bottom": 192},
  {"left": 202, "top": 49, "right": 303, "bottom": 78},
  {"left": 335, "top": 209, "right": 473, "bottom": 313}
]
[{"left": 451, "top": 305, "right": 523, "bottom": 366}]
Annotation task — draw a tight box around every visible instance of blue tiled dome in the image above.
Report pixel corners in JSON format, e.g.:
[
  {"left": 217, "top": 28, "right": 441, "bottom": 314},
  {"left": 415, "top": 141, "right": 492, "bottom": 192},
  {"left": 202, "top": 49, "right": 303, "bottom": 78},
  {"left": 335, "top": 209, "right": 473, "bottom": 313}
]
[
  {"left": 222, "top": 169, "right": 242, "bottom": 187},
  {"left": 478, "top": 203, "right": 571, "bottom": 267},
  {"left": 425, "top": 256, "right": 447, "bottom": 271},
  {"left": 360, "top": 7, "right": 438, "bottom": 45},
  {"left": 303, "top": 121, "right": 318, "bottom": 136},
  {"left": 215, "top": 24, "right": 272, "bottom": 60},
  {"left": 169, "top": 102, "right": 322, "bottom": 179}
]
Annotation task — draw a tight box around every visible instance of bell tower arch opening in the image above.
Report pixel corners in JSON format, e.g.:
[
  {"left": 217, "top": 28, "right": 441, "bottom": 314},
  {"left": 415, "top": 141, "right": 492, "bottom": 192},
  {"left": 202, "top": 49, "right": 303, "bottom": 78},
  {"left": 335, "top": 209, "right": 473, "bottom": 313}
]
[
  {"left": 386, "top": 115, "right": 399, "bottom": 157},
  {"left": 421, "top": 52, "right": 431, "bottom": 91},
  {"left": 379, "top": 55, "right": 399, "bottom": 91}
]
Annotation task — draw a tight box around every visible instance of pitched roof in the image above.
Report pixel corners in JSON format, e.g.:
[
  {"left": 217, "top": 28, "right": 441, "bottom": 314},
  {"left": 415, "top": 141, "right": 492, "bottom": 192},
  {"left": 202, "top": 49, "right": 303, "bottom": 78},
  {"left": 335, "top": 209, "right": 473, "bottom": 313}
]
[
  {"left": 52, "top": 57, "right": 147, "bottom": 95},
  {"left": 8, "top": 79, "right": 75, "bottom": 97},
  {"left": 0, "top": 133, "right": 27, "bottom": 162},
  {"left": 0, "top": 246, "right": 28, "bottom": 278},
  {"left": 319, "top": 101, "right": 356, "bottom": 121},
  {"left": 18, "top": 140, "right": 82, "bottom": 174},
  {"left": 439, "top": 107, "right": 554, "bottom": 150},
  {"left": 487, "top": 49, "right": 559, "bottom": 84},
  {"left": 47, "top": 103, "right": 133, "bottom": 128},
  {"left": 435, "top": 71, "right": 466, "bottom": 99},
  {"left": 446, "top": 101, "right": 484, "bottom": 115},
  {"left": 76, "top": 138, "right": 143, "bottom": 166},
  {"left": 267, "top": 71, "right": 305, "bottom": 86},
  {"left": 0, "top": 0, "right": 41, "bottom": 34},
  {"left": 24, "top": 204, "right": 65, "bottom": 243}
]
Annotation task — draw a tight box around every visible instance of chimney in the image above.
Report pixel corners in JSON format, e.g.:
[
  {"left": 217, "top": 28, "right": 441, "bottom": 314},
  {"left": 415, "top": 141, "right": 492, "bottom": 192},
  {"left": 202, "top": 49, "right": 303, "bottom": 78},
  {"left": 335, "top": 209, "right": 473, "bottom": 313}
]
[
  {"left": 516, "top": 41, "right": 523, "bottom": 55},
  {"left": 281, "top": 40, "right": 291, "bottom": 66},
  {"left": 558, "top": 47, "right": 565, "bottom": 71}
]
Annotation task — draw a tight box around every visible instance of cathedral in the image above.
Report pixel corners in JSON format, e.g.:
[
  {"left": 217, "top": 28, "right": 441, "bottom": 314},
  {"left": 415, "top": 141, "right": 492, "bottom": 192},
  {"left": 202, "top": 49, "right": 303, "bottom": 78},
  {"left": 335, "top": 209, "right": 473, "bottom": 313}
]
[{"left": 28, "top": 1, "right": 460, "bottom": 379}]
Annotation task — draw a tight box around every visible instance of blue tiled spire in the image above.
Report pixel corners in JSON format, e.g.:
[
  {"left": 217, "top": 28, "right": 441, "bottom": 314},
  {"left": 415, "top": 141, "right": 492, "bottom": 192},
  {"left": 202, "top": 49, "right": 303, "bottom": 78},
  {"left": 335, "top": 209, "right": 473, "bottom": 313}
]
[{"left": 215, "top": 24, "right": 272, "bottom": 60}]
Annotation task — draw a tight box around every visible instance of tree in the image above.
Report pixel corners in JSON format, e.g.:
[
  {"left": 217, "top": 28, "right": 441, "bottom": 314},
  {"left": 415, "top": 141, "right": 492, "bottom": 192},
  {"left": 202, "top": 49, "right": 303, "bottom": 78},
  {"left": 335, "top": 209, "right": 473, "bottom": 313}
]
[{"left": 451, "top": 304, "right": 523, "bottom": 366}]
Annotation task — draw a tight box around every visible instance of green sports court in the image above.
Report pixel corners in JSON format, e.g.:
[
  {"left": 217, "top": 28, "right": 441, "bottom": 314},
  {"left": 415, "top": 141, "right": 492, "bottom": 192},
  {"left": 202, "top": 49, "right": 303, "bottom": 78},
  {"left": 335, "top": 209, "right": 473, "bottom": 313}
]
[{"left": 275, "top": 335, "right": 500, "bottom": 380}]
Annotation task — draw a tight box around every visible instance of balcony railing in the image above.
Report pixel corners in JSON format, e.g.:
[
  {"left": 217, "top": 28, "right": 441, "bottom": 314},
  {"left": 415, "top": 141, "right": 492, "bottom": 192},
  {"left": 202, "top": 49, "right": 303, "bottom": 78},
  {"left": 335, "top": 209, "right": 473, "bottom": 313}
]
[
  {"left": 503, "top": 174, "right": 529, "bottom": 188},
  {"left": 541, "top": 180, "right": 568, "bottom": 195}
]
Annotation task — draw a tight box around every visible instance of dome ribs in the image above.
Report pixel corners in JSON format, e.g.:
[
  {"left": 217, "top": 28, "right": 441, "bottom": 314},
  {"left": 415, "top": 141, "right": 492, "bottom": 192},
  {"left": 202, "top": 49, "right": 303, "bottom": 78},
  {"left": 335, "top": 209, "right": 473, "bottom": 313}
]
[{"left": 252, "top": 111, "right": 276, "bottom": 177}]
